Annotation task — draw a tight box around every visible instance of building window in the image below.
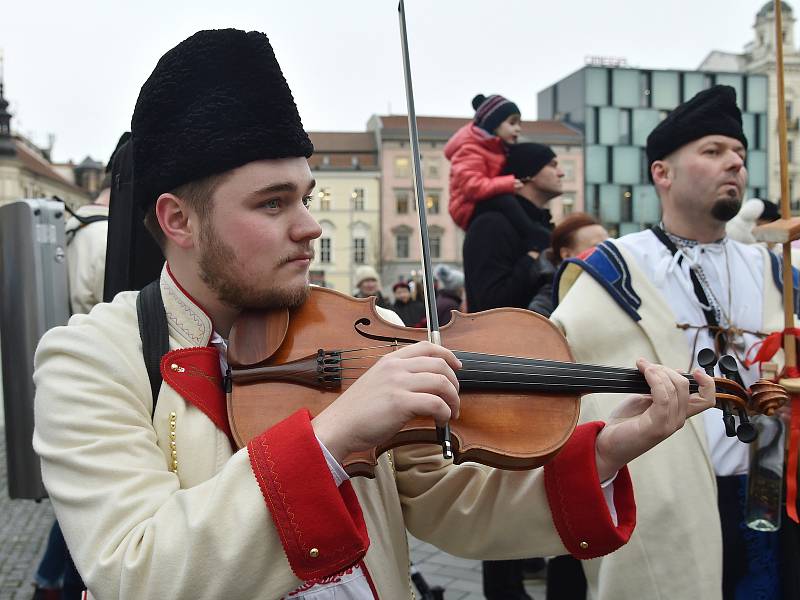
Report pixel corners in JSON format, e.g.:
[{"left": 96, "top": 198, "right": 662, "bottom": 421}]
[
  {"left": 429, "top": 234, "right": 441, "bottom": 259},
  {"left": 320, "top": 238, "right": 332, "bottom": 263},
  {"left": 426, "top": 192, "right": 440, "bottom": 214},
  {"left": 620, "top": 185, "right": 633, "bottom": 223},
  {"left": 561, "top": 193, "right": 575, "bottom": 215},
  {"left": 619, "top": 109, "right": 632, "bottom": 145},
  {"left": 396, "top": 190, "right": 410, "bottom": 214},
  {"left": 396, "top": 234, "right": 410, "bottom": 258},
  {"left": 353, "top": 238, "right": 366, "bottom": 264},
  {"left": 352, "top": 188, "right": 365, "bottom": 211},
  {"left": 426, "top": 159, "right": 440, "bottom": 179},
  {"left": 322, "top": 155, "right": 330, "bottom": 166},
  {"left": 394, "top": 156, "right": 411, "bottom": 177},
  {"left": 318, "top": 188, "right": 331, "bottom": 211},
  {"left": 351, "top": 156, "right": 360, "bottom": 168},
  {"left": 789, "top": 140, "right": 794, "bottom": 163}
]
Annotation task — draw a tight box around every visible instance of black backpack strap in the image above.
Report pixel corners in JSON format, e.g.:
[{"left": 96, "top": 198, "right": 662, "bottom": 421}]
[
  {"left": 66, "top": 215, "right": 110, "bottom": 245},
  {"left": 136, "top": 279, "right": 170, "bottom": 417}
]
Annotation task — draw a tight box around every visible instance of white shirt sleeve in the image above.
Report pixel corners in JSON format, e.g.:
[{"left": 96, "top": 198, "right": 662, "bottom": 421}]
[
  {"left": 316, "top": 435, "right": 350, "bottom": 487},
  {"left": 601, "top": 473, "right": 618, "bottom": 527}
]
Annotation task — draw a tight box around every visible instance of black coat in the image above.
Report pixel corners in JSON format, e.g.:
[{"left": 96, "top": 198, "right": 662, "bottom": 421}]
[
  {"left": 463, "top": 194, "right": 554, "bottom": 314},
  {"left": 391, "top": 299, "right": 426, "bottom": 327}
]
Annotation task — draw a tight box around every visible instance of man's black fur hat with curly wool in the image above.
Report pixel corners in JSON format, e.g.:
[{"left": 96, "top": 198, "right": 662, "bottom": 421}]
[
  {"left": 131, "top": 28, "right": 314, "bottom": 210},
  {"left": 646, "top": 84, "right": 748, "bottom": 176}
]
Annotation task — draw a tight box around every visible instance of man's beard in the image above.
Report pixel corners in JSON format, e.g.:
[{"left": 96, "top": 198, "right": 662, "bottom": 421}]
[
  {"left": 197, "top": 221, "right": 310, "bottom": 310},
  {"left": 710, "top": 191, "right": 742, "bottom": 223}
]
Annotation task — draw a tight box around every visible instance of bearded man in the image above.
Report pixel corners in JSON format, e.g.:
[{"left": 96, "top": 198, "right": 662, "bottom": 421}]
[
  {"left": 33, "top": 29, "right": 717, "bottom": 600},
  {"left": 552, "top": 85, "right": 794, "bottom": 600}
]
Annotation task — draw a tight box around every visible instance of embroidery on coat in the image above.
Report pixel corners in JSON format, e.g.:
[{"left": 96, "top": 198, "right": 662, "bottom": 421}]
[{"left": 554, "top": 240, "right": 642, "bottom": 322}]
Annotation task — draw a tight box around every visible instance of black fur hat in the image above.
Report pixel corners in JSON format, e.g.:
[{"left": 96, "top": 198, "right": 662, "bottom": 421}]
[
  {"left": 131, "top": 29, "right": 313, "bottom": 209},
  {"left": 646, "top": 85, "right": 747, "bottom": 175}
]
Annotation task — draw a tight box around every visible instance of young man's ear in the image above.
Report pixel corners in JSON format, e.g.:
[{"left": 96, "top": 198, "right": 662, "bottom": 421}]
[{"left": 156, "top": 193, "right": 195, "bottom": 249}]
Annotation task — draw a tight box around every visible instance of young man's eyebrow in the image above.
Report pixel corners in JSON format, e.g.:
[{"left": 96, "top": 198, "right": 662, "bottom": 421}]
[{"left": 249, "top": 179, "right": 316, "bottom": 197}]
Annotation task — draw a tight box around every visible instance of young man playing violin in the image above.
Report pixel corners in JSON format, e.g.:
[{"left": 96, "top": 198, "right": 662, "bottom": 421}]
[
  {"left": 33, "top": 29, "right": 716, "bottom": 600},
  {"left": 552, "top": 85, "right": 794, "bottom": 600}
]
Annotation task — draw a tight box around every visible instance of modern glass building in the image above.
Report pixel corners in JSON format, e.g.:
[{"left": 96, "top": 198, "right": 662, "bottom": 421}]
[{"left": 538, "top": 67, "right": 769, "bottom": 235}]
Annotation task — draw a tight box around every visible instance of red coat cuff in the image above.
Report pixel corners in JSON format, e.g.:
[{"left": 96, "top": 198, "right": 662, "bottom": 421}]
[
  {"left": 247, "top": 409, "right": 369, "bottom": 580},
  {"left": 544, "top": 421, "right": 636, "bottom": 559}
]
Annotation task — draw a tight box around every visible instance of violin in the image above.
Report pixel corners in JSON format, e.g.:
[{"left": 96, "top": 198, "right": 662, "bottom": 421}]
[{"left": 226, "top": 288, "right": 788, "bottom": 478}]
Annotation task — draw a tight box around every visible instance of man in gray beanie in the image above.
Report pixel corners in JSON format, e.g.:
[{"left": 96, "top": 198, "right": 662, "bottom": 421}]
[{"left": 33, "top": 28, "right": 716, "bottom": 600}]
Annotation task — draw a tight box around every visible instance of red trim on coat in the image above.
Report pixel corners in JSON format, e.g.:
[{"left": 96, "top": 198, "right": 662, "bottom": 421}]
[
  {"left": 544, "top": 421, "right": 636, "bottom": 559},
  {"left": 361, "top": 560, "right": 379, "bottom": 599},
  {"left": 160, "top": 347, "right": 233, "bottom": 441},
  {"left": 247, "top": 409, "right": 370, "bottom": 581}
]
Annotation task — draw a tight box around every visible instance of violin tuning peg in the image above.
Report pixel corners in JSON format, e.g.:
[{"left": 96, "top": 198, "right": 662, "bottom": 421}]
[
  {"left": 718, "top": 355, "right": 745, "bottom": 388},
  {"left": 736, "top": 408, "right": 758, "bottom": 444},
  {"left": 697, "top": 348, "right": 717, "bottom": 376},
  {"left": 720, "top": 402, "right": 737, "bottom": 438}
]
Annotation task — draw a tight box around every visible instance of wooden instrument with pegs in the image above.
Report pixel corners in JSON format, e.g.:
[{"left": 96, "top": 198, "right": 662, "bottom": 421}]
[{"left": 226, "top": 288, "right": 788, "bottom": 477}]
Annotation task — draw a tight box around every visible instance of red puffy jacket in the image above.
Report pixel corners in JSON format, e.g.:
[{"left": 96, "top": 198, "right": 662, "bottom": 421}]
[{"left": 444, "top": 123, "right": 516, "bottom": 229}]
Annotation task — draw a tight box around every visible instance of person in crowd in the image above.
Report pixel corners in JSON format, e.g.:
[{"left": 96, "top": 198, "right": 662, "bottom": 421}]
[
  {"left": 353, "top": 264, "right": 390, "bottom": 309},
  {"left": 550, "top": 212, "right": 609, "bottom": 265},
  {"left": 391, "top": 280, "right": 425, "bottom": 326},
  {"left": 33, "top": 29, "right": 717, "bottom": 600},
  {"left": 551, "top": 85, "right": 795, "bottom": 600},
  {"left": 445, "top": 94, "right": 552, "bottom": 259},
  {"left": 463, "top": 141, "right": 564, "bottom": 322},
  {"left": 433, "top": 265, "right": 464, "bottom": 326}
]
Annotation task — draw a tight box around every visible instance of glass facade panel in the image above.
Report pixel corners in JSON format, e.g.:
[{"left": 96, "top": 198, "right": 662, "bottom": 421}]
[
  {"left": 632, "top": 109, "right": 661, "bottom": 147},
  {"left": 586, "top": 146, "right": 608, "bottom": 184},
  {"left": 612, "top": 69, "right": 640, "bottom": 108},
  {"left": 683, "top": 72, "right": 706, "bottom": 101},
  {"left": 747, "top": 76, "right": 768, "bottom": 113},
  {"left": 619, "top": 222, "right": 641, "bottom": 236},
  {"left": 742, "top": 113, "right": 756, "bottom": 149},
  {"left": 585, "top": 108, "right": 597, "bottom": 144},
  {"left": 613, "top": 146, "right": 641, "bottom": 184},
  {"left": 758, "top": 114, "right": 767, "bottom": 151},
  {"left": 599, "top": 184, "right": 622, "bottom": 223},
  {"left": 632, "top": 185, "right": 661, "bottom": 224},
  {"left": 586, "top": 68, "right": 608, "bottom": 106},
  {"left": 747, "top": 150, "right": 767, "bottom": 188},
  {"left": 716, "top": 74, "right": 743, "bottom": 104},
  {"left": 651, "top": 71, "right": 680, "bottom": 110},
  {"left": 599, "top": 107, "right": 620, "bottom": 145}
]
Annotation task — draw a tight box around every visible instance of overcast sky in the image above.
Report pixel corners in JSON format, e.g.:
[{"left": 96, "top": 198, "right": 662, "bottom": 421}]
[{"left": 0, "top": 0, "right": 781, "bottom": 163}]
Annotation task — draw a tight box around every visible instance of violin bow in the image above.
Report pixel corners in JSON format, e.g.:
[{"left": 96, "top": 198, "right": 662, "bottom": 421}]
[
  {"left": 753, "top": 0, "right": 800, "bottom": 523},
  {"left": 397, "top": 0, "right": 453, "bottom": 459}
]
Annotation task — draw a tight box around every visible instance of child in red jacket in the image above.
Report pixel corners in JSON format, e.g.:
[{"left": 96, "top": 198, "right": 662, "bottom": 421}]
[{"left": 445, "top": 94, "right": 551, "bottom": 252}]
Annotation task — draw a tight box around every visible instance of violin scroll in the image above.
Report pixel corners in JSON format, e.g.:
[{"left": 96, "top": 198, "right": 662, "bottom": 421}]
[{"left": 697, "top": 349, "right": 791, "bottom": 444}]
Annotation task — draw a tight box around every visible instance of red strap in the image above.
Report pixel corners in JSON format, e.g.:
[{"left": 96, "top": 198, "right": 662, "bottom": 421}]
[
  {"left": 787, "top": 391, "right": 800, "bottom": 524},
  {"left": 744, "top": 328, "right": 800, "bottom": 367}
]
